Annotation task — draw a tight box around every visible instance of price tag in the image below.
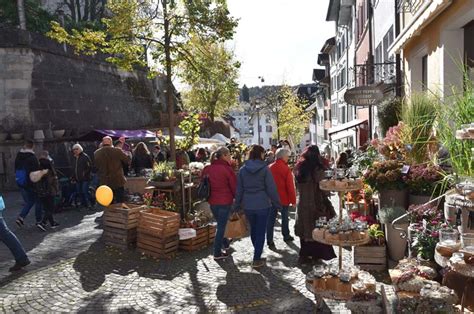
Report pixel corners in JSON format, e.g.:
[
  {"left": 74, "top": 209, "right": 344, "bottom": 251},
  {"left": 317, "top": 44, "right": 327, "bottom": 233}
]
[{"left": 401, "top": 165, "right": 410, "bottom": 175}]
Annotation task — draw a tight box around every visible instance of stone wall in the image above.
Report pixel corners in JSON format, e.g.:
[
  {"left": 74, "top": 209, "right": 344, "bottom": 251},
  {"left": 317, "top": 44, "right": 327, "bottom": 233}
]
[{"left": 0, "top": 28, "right": 160, "bottom": 134}]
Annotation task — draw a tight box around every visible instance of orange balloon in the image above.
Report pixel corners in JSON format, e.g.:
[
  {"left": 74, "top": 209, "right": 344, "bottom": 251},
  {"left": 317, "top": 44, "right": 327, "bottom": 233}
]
[{"left": 95, "top": 185, "right": 113, "bottom": 206}]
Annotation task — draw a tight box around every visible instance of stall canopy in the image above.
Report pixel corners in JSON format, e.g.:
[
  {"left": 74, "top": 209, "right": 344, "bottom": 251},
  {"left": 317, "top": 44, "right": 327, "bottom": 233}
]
[
  {"left": 77, "top": 129, "right": 156, "bottom": 141},
  {"left": 328, "top": 119, "right": 367, "bottom": 135},
  {"left": 211, "top": 133, "right": 230, "bottom": 143}
]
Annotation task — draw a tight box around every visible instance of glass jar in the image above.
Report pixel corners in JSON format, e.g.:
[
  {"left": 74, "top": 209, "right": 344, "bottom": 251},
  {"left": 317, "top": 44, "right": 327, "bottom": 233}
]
[
  {"left": 324, "top": 170, "right": 334, "bottom": 179},
  {"left": 461, "top": 233, "right": 474, "bottom": 253},
  {"left": 336, "top": 168, "right": 346, "bottom": 179},
  {"left": 451, "top": 252, "right": 464, "bottom": 263},
  {"left": 439, "top": 229, "right": 458, "bottom": 247}
]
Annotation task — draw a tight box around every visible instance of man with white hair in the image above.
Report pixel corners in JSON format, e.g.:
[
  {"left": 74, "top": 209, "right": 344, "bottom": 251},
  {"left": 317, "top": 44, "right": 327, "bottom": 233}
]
[
  {"left": 267, "top": 148, "right": 296, "bottom": 249},
  {"left": 71, "top": 143, "right": 93, "bottom": 209},
  {"left": 94, "top": 136, "right": 130, "bottom": 203}
]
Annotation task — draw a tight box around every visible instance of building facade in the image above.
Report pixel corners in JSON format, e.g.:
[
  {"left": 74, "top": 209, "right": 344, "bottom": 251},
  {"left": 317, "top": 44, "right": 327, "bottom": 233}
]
[{"left": 390, "top": 0, "right": 474, "bottom": 98}]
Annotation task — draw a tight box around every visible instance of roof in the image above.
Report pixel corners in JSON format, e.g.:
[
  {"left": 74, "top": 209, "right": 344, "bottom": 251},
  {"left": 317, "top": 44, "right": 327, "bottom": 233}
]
[{"left": 326, "top": 0, "right": 340, "bottom": 22}]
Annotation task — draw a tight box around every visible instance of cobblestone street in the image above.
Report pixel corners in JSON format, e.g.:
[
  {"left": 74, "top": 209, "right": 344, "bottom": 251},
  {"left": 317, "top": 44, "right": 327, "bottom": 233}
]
[{"left": 0, "top": 192, "right": 380, "bottom": 313}]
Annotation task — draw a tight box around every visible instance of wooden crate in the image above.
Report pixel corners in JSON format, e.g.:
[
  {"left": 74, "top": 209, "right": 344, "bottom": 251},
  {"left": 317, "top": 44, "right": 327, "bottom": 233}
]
[
  {"left": 179, "top": 226, "right": 209, "bottom": 251},
  {"left": 138, "top": 208, "right": 180, "bottom": 238},
  {"left": 208, "top": 224, "right": 217, "bottom": 244},
  {"left": 103, "top": 226, "right": 137, "bottom": 250},
  {"left": 353, "top": 245, "right": 387, "bottom": 271},
  {"left": 104, "top": 203, "right": 144, "bottom": 229},
  {"left": 137, "top": 233, "right": 179, "bottom": 259}
]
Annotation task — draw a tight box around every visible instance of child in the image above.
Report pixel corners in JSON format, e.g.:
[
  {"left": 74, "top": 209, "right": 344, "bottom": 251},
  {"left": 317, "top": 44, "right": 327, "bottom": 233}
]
[{"left": 36, "top": 152, "right": 60, "bottom": 229}]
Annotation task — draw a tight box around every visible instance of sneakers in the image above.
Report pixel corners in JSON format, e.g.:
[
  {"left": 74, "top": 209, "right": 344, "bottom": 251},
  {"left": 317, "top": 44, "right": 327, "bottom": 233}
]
[
  {"left": 268, "top": 242, "right": 276, "bottom": 250},
  {"left": 223, "top": 239, "right": 233, "bottom": 250},
  {"left": 284, "top": 236, "right": 295, "bottom": 242},
  {"left": 50, "top": 222, "right": 60, "bottom": 229},
  {"left": 36, "top": 222, "right": 47, "bottom": 232},
  {"left": 213, "top": 252, "right": 229, "bottom": 260},
  {"left": 16, "top": 217, "right": 24, "bottom": 227},
  {"left": 9, "top": 259, "right": 31, "bottom": 272},
  {"left": 252, "top": 259, "right": 265, "bottom": 268}
]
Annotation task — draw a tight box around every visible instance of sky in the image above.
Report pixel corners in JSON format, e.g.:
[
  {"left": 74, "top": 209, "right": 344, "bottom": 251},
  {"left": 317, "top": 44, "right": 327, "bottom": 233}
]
[{"left": 227, "top": 0, "right": 334, "bottom": 88}]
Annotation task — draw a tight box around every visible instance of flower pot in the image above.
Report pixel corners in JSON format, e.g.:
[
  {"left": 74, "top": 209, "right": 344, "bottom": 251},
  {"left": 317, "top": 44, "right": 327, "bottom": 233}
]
[
  {"left": 385, "top": 222, "right": 408, "bottom": 261},
  {"left": 53, "top": 129, "right": 65, "bottom": 138},
  {"left": 11, "top": 133, "right": 24, "bottom": 141},
  {"left": 408, "top": 194, "right": 431, "bottom": 206},
  {"left": 0, "top": 132, "right": 7, "bottom": 142},
  {"left": 33, "top": 130, "right": 45, "bottom": 141},
  {"left": 379, "top": 188, "right": 408, "bottom": 210}
]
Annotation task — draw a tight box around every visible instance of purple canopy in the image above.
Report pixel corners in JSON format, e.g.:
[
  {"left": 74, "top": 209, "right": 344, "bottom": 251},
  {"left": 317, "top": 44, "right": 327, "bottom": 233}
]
[{"left": 95, "top": 129, "right": 156, "bottom": 139}]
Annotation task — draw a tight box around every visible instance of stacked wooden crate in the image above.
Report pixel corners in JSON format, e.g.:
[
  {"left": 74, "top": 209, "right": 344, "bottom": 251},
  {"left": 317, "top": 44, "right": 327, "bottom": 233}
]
[
  {"left": 103, "top": 203, "right": 144, "bottom": 249},
  {"left": 137, "top": 208, "right": 180, "bottom": 259},
  {"left": 179, "top": 225, "right": 209, "bottom": 251}
]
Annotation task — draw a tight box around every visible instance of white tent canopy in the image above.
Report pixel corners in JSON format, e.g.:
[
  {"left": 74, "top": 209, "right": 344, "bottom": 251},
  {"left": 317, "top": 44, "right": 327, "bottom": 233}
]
[{"left": 211, "top": 133, "right": 230, "bottom": 143}]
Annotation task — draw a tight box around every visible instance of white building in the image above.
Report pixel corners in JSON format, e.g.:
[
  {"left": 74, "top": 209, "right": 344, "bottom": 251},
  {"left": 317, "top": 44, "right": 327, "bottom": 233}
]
[{"left": 248, "top": 109, "right": 277, "bottom": 149}]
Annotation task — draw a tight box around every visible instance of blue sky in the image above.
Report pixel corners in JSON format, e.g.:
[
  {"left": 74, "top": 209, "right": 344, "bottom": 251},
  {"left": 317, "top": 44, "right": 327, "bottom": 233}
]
[{"left": 227, "top": 0, "right": 334, "bottom": 88}]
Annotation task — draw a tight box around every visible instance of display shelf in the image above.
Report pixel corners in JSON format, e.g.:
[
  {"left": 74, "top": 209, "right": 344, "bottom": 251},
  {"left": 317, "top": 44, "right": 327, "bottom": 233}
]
[
  {"left": 319, "top": 179, "right": 365, "bottom": 192},
  {"left": 312, "top": 228, "right": 371, "bottom": 247}
]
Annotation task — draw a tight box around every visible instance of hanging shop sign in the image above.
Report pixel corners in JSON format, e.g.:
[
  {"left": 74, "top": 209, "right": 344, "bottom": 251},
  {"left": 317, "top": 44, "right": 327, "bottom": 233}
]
[{"left": 344, "top": 85, "right": 384, "bottom": 106}]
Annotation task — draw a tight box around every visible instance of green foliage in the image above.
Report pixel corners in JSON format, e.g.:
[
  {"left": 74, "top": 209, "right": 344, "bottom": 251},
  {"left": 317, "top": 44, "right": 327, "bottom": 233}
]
[
  {"left": 277, "top": 85, "right": 312, "bottom": 145},
  {"left": 400, "top": 94, "right": 438, "bottom": 164},
  {"left": 377, "top": 97, "right": 401, "bottom": 137},
  {"left": 180, "top": 35, "right": 240, "bottom": 121},
  {"left": 378, "top": 206, "right": 407, "bottom": 224},
  {"left": 352, "top": 146, "right": 380, "bottom": 171},
  {"left": 436, "top": 74, "right": 474, "bottom": 177},
  {"left": 0, "top": 0, "right": 55, "bottom": 33},
  {"left": 176, "top": 113, "right": 202, "bottom": 151},
  {"left": 240, "top": 84, "right": 250, "bottom": 102}
]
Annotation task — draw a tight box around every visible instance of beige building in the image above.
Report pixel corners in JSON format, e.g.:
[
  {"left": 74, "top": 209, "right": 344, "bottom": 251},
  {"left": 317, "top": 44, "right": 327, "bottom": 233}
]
[{"left": 390, "top": 0, "right": 474, "bottom": 98}]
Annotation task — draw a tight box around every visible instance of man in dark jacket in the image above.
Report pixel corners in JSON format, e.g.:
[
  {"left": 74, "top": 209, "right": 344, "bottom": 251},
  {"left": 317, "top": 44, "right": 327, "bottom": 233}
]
[
  {"left": 94, "top": 136, "right": 130, "bottom": 203},
  {"left": 71, "top": 144, "right": 93, "bottom": 209},
  {"left": 14, "top": 140, "right": 43, "bottom": 229}
]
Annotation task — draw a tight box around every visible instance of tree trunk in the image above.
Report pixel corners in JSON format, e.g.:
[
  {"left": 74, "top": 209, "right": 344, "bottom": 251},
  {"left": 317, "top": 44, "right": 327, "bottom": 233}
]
[
  {"left": 163, "top": 0, "right": 176, "bottom": 162},
  {"left": 17, "top": 0, "right": 27, "bottom": 30},
  {"left": 75, "top": 0, "right": 82, "bottom": 21}
]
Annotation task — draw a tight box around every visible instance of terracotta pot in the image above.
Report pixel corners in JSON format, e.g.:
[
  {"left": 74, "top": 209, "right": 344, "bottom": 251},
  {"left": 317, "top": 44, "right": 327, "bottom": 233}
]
[
  {"left": 385, "top": 222, "right": 408, "bottom": 261},
  {"left": 379, "top": 188, "right": 408, "bottom": 210},
  {"left": 53, "top": 130, "right": 65, "bottom": 138},
  {"left": 408, "top": 194, "right": 431, "bottom": 206}
]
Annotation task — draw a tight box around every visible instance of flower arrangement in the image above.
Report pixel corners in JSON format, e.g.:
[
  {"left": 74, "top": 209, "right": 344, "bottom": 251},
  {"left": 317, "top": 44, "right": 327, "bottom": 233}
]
[
  {"left": 370, "top": 122, "right": 407, "bottom": 160},
  {"left": 367, "top": 224, "right": 385, "bottom": 246},
  {"left": 363, "top": 159, "right": 406, "bottom": 191},
  {"left": 405, "top": 164, "right": 444, "bottom": 196},
  {"left": 143, "top": 192, "right": 167, "bottom": 208},
  {"left": 150, "top": 162, "right": 176, "bottom": 182},
  {"left": 349, "top": 211, "right": 377, "bottom": 225}
]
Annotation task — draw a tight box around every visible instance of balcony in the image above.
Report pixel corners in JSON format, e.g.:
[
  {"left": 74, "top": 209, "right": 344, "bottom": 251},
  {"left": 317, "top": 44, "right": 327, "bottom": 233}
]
[
  {"left": 397, "top": 0, "right": 425, "bottom": 14},
  {"left": 353, "top": 62, "right": 397, "bottom": 86}
]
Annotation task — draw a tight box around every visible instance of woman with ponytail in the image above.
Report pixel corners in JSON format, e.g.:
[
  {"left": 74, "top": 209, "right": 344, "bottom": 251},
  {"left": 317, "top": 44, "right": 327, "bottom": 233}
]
[{"left": 201, "top": 146, "right": 237, "bottom": 260}]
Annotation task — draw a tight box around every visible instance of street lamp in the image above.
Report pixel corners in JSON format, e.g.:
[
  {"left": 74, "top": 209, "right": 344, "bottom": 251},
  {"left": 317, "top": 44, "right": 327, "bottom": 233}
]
[{"left": 255, "top": 100, "right": 261, "bottom": 145}]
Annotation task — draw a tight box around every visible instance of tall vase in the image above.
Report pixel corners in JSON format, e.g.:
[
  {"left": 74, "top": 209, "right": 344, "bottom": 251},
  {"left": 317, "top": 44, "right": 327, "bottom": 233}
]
[
  {"left": 385, "top": 223, "right": 409, "bottom": 261},
  {"left": 408, "top": 194, "right": 431, "bottom": 206},
  {"left": 379, "top": 188, "right": 408, "bottom": 210}
]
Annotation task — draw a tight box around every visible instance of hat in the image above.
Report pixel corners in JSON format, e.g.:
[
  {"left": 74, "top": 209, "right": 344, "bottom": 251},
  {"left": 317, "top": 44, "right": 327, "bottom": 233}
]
[{"left": 72, "top": 144, "right": 83, "bottom": 152}]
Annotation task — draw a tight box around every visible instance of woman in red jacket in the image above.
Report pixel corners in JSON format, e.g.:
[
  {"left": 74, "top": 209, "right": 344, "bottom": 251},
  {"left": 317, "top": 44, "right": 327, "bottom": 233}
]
[
  {"left": 201, "top": 146, "right": 237, "bottom": 260},
  {"left": 267, "top": 148, "right": 296, "bottom": 248}
]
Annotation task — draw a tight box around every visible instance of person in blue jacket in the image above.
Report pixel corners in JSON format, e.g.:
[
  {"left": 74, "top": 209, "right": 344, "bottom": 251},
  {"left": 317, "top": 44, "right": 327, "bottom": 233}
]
[
  {"left": 234, "top": 145, "right": 281, "bottom": 268},
  {"left": 0, "top": 195, "right": 30, "bottom": 271}
]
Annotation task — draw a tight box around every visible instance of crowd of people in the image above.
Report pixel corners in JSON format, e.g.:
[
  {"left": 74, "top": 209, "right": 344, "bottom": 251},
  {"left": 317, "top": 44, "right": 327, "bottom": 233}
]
[
  {"left": 203, "top": 142, "right": 340, "bottom": 268},
  {"left": 2, "top": 133, "right": 352, "bottom": 272}
]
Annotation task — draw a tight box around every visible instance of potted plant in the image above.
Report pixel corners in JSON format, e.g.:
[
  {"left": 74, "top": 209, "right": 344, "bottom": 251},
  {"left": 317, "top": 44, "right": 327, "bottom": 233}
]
[
  {"left": 364, "top": 159, "right": 408, "bottom": 209},
  {"left": 378, "top": 206, "right": 409, "bottom": 261},
  {"left": 405, "top": 163, "right": 445, "bottom": 205}
]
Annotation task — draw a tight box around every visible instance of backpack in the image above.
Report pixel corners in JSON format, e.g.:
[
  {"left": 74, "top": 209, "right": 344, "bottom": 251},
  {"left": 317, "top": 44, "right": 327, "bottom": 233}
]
[
  {"left": 197, "top": 175, "right": 211, "bottom": 201},
  {"left": 15, "top": 169, "right": 28, "bottom": 187}
]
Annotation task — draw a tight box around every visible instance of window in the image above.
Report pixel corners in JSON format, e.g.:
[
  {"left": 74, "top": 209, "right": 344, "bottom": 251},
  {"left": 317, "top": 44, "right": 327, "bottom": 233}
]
[
  {"left": 266, "top": 125, "right": 272, "bottom": 132},
  {"left": 258, "top": 125, "right": 262, "bottom": 132},
  {"left": 422, "top": 55, "right": 428, "bottom": 91},
  {"left": 259, "top": 138, "right": 263, "bottom": 145},
  {"left": 268, "top": 138, "right": 273, "bottom": 145}
]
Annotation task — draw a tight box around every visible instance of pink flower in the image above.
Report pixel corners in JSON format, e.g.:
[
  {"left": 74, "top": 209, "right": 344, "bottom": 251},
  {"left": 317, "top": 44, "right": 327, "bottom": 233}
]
[{"left": 431, "top": 231, "right": 439, "bottom": 238}]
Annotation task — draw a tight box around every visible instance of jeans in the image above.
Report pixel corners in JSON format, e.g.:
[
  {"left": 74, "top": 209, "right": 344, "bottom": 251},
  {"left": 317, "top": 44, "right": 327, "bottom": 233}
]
[
  {"left": 245, "top": 208, "right": 270, "bottom": 261},
  {"left": 267, "top": 206, "right": 291, "bottom": 244},
  {"left": 19, "top": 187, "right": 42, "bottom": 223},
  {"left": 113, "top": 187, "right": 125, "bottom": 203},
  {"left": 0, "top": 216, "right": 29, "bottom": 263},
  {"left": 75, "top": 181, "right": 91, "bottom": 207},
  {"left": 39, "top": 196, "right": 55, "bottom": 226},
  {"left": 210, "top": 205, "right": 231, "bottom": 257}
]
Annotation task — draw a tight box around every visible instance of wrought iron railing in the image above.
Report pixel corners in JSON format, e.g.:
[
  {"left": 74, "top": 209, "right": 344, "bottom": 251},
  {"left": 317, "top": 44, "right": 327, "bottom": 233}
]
[
  {"left": 352, "top": 61, "right": 396, "bottom": 86},
  {"left": 397, "top": 0, "right": 426, "bottom": 14}
]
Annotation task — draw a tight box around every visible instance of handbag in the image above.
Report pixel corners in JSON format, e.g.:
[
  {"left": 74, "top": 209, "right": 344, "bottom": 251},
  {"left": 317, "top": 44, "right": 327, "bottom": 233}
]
[
  {"left": 224, "top": 212, "right": 248, "bottom": 238},
  {"left": 197, "top": 175, "right": 211, "bottom": 201}
]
